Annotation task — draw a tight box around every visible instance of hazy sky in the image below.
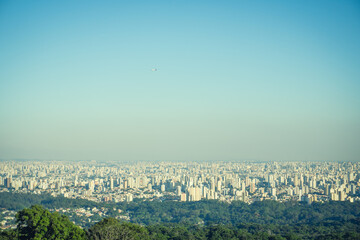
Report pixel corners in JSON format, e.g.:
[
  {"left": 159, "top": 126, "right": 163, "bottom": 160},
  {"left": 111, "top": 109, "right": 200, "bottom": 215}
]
[{"left": 0, "top": 0, "right": 359, "bottom": 162}]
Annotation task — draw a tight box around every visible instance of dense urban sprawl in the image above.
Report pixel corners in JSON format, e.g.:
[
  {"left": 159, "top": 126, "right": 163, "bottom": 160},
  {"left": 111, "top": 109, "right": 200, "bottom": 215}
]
[
  {"left": 1, "top": 160, "right": 359, "bottom": 203},
  {"left": 0, "top": 160, "right": 359, "bottom": 228}
]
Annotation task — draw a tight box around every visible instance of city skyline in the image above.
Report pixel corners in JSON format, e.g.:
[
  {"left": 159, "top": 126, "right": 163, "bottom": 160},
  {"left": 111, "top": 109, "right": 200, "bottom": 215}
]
[
  {"left": 1, "top": 159, "right": 359, "bottom": 230},
  {"left": 1, "top": 1, "right": 360, "bottom": 161}
]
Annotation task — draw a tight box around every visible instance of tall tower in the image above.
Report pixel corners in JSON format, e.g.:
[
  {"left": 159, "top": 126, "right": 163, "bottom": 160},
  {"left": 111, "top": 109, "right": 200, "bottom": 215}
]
[{"left": 110, "top": 177, "right": 114, "bottom": 190}]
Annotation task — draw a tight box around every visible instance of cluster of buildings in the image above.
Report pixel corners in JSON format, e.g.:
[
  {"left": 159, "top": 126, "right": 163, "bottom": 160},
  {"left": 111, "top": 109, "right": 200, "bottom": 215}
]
[
  {"left": 0, "top": 160, "right": 359, "bottom": 205},
  {"left": 0, "top": 209, "right": 16, "bottom": 229}
]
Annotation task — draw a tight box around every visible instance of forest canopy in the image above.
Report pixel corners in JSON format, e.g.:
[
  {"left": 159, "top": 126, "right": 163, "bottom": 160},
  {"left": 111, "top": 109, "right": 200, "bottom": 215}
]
[{"left": 0, "top": 193, "right": 360, "bottom": 239}]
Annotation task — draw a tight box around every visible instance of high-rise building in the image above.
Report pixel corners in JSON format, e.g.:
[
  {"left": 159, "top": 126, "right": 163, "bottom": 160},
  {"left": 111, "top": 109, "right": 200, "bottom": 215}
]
[
  {"left": 250, "top": 181, "right": 256, "bottom": 193},
  {"left": 176, "top": 186, "right": 182, "bottom": 196},
  {"left": 180, "top": 193, "right": 187, "bottom": 202},
  {"left": 4, "top": 177, "right": 12, "bottom": 188},
  {"left": 126, "top": 194, "right": 133, "bottom": 202},
  {"left": 110, "top": 177, "right": 114, "bottom": 190}
]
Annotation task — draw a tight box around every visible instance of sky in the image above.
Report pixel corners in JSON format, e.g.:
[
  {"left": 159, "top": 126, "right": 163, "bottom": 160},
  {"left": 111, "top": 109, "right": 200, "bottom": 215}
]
[{"left": 0, "top": 0, "right": 359, "bottom": 162}]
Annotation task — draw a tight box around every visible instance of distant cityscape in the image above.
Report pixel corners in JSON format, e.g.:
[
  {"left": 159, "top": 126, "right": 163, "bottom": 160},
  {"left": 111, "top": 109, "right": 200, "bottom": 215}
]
[
  {"left": 0, "top": 160, "right": 359, "bottom": 229},
  {"left": 1, "top": 160, "right": 359, "bottom": 204}
]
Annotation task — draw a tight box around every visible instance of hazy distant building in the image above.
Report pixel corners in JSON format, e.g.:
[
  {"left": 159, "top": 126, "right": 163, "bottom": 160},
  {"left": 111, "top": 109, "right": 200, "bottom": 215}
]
[
  {"left": 180, "top": 193, "right": 187, "bottom": 202},
  {"left": 176, "top": 186, "right": 182, "bottom": 196},
  {"left": 4, "top": 177, "right": 11, "bottom": 188},
  {"left": 126, "top": 194, "right": 133, "bottom": 202}
]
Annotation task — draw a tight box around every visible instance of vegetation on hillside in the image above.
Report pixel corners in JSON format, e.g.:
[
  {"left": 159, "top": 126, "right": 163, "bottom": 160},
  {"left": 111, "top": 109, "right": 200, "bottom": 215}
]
[
  {"left": 0, "top": 204, "right": 359, "bottom": 239},
  {"left": 0, "top": 192, "right": 360, "bottom": 239}
]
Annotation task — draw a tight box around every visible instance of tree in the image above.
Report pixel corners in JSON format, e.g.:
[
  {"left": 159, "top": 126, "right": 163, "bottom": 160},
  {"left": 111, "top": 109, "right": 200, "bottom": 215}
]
[
  {"left": 16, "top": 205, "right": 86, "bottom": 240},
  {"left": 207, "top": 225, "right": 237, "bottom": 240},
  {"left": 87, "top": 217, "right": 149, "bottom": 240},
  {"left": 0, "top": 228, "right": 18, "bottom": 240}
]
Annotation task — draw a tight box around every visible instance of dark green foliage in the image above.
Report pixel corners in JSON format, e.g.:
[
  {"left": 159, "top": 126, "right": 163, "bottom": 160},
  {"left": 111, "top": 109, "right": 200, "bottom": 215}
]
[
  {"left": 0, "top": 192, "right": 51, "bottom": 210},
  {"left": 124, "top": 199, "right": 360, "bottom": 229},
  {"left": 147, "top": 223, "right": 207, "bottom": 240},
  {"left": 0, "top": 228, "right": 18, "bottom": 240},
  {"left": 2, "top": 193, "right": 360, "bottom": 239},
  {"left": 206, "top": 225, "right": 238, "bottom": 240},
  {"left": 145, "top": 223, "right": 290, "bottom": 240},
  {"left": 15, "top": 205, "right": 86, "bottom": 240},
  {"left": 0, "top": 192, "right": 111, "bottom": 211},
  {"left": 87, "top": 218, "right": 149, "bottom": 240}
]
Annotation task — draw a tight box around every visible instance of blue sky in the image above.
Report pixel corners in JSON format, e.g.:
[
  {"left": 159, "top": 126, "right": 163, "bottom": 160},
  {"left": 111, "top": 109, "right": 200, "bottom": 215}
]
[{"left": 0, "top": 0, "right": 359, "bottom": 161}]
